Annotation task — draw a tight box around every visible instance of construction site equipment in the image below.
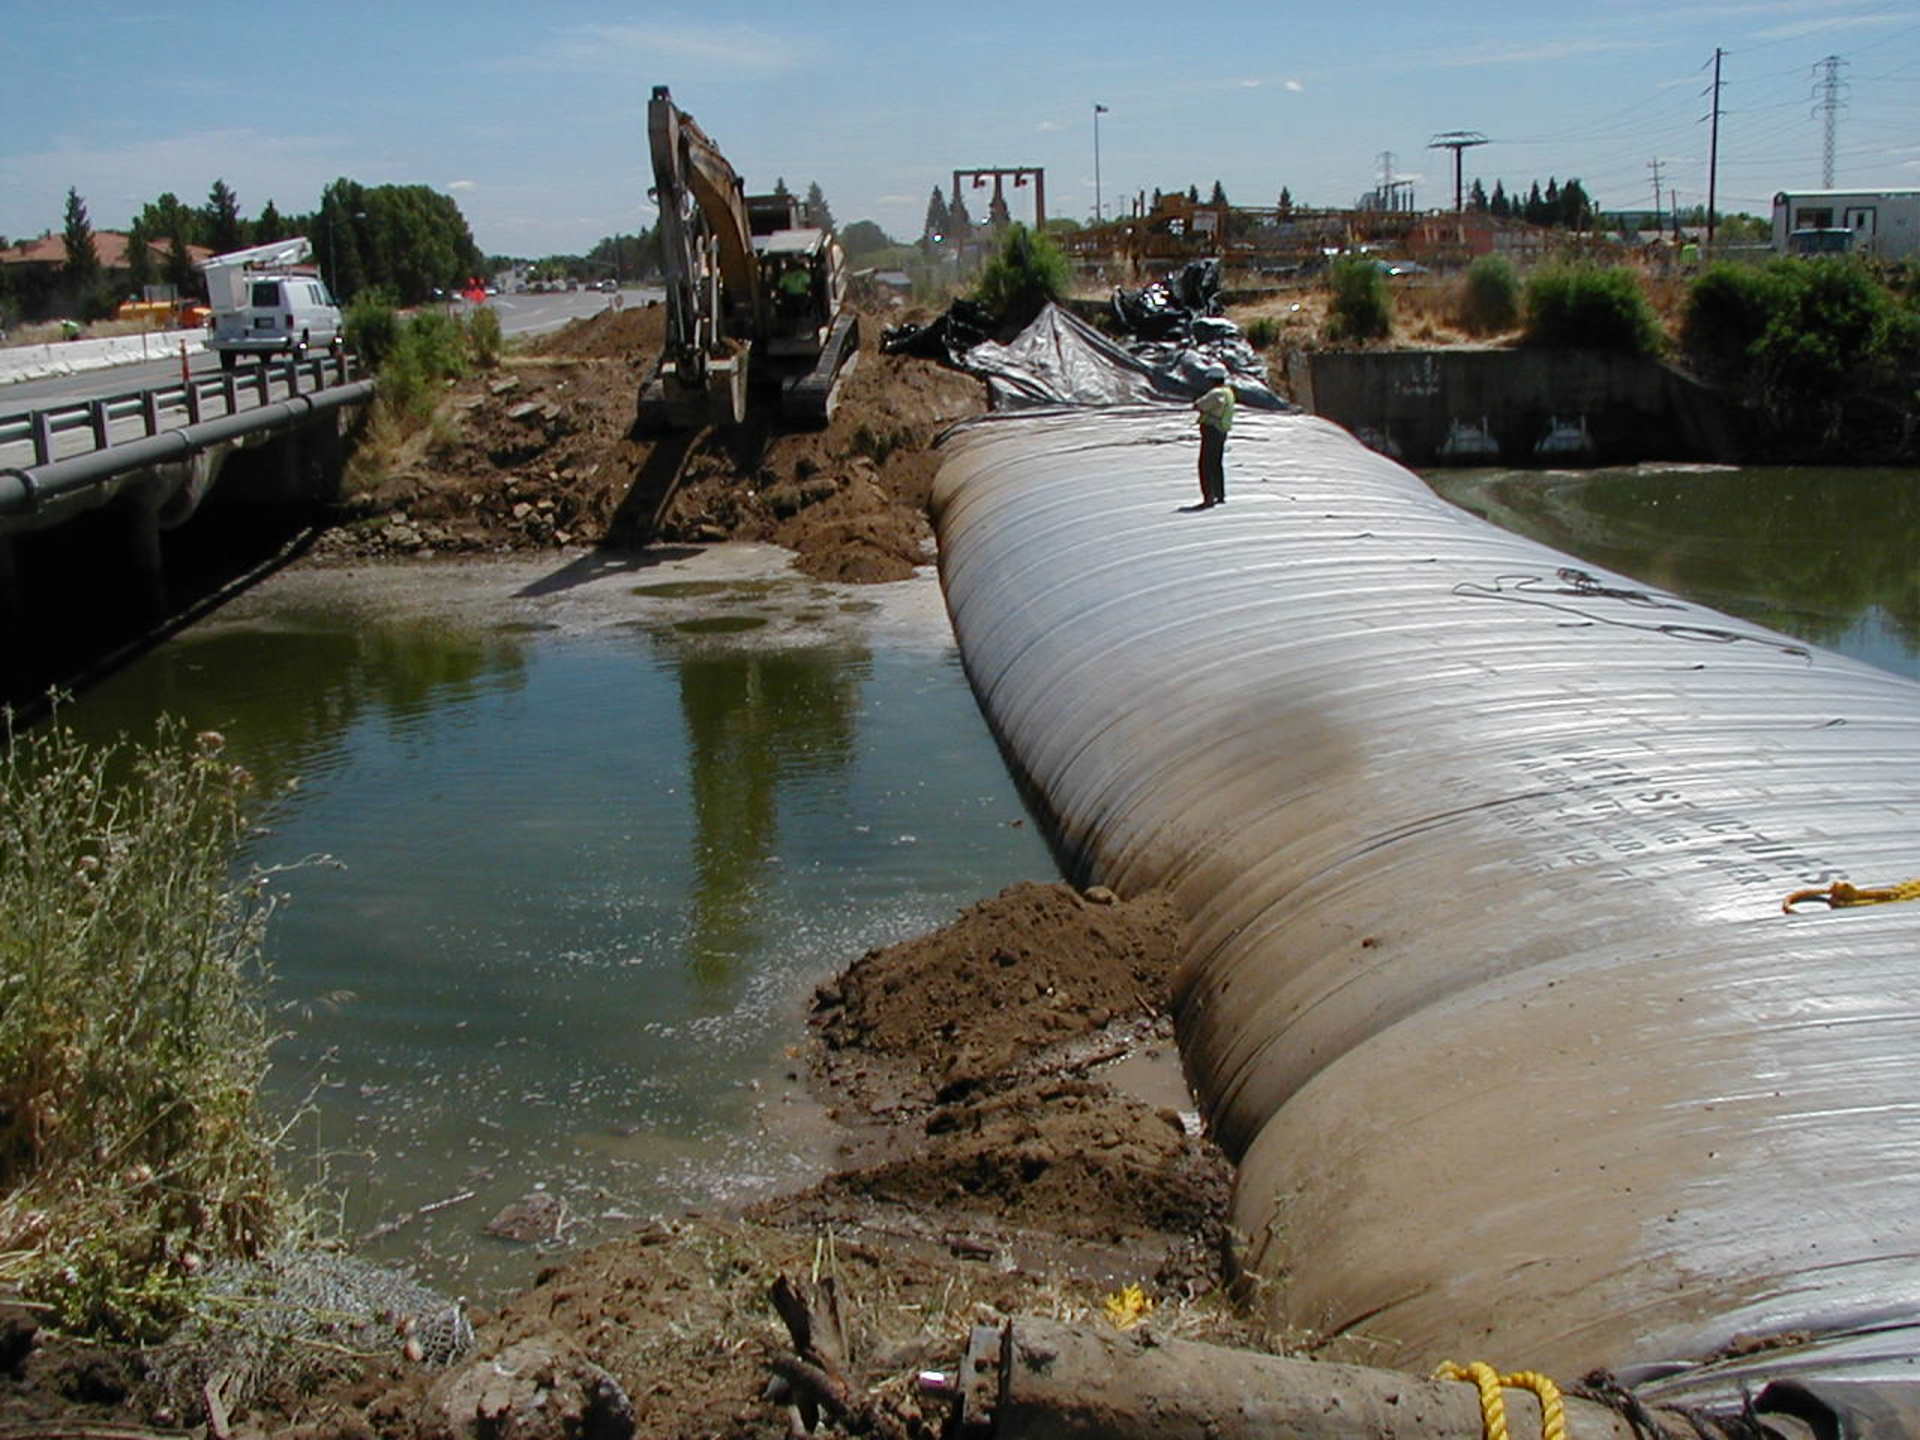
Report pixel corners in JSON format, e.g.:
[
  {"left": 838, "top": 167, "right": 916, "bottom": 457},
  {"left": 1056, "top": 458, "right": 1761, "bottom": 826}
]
[
  {"left": 198, "top": 237, "right": 343, "bottom": 371},
  {"left": 640, "top": 85, "right": 859, "bottom": 429}
]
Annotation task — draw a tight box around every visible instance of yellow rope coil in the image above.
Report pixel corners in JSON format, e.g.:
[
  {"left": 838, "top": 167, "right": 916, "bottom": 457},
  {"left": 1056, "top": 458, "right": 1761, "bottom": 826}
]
[
  {"left": 1434, "top": 1361, "right": 1568, "bottom": 1440},
  {"left": 1782, "top": 877, "right": 1920, "bottom": 914}
]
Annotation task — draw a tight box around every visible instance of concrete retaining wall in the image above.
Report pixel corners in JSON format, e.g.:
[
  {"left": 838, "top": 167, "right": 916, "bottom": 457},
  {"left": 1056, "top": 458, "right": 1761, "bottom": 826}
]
[
  {"left": 1291, "top": 347, "right": 1747, "bottom": 466},
  {"left": 0, "top": 328, "right": 207, "bottom": 386}
]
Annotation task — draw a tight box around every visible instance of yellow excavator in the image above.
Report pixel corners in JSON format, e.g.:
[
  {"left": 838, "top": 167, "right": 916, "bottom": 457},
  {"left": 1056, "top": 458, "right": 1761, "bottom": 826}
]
[{"left": 639, "top": 86, "right": 861, "bottom": 429}]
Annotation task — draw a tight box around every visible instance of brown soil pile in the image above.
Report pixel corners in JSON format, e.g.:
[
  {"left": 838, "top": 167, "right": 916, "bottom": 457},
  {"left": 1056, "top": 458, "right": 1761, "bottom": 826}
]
[
  {"left": 316, "top": 304, "right": 984, "bottom": 584},
  {"left": 0, "top": 883, "right": 1262, "bottom": 1440}
]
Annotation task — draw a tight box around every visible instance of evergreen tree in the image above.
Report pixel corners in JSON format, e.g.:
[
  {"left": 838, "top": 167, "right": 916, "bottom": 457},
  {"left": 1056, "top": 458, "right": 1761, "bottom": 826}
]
[
  {"left": 1490, "top": 181, "right": 1509, "bottom": 218},
  {"left": 1525, "top": 181, "right": 1545, "bottom": 224},
  {"left": 255, "top": 199, "right": 285, "bottom": 244},
  {"left": 62, "top": 188, "right": 100, "bottom": 289},
  {"left": 804, "top": 180, "right": 834, "bottom": 233},
  {"left": 1208, "top": 179, "right": 1228, "bottom": 207},
  {"left": 319, "top": 179, "right": 368, "bottom": 299},
  {"left": 1469, "top": 178, "right": 1488, "bottom": 212},
  {"left": 772, "top": 176, "right": 791, "bottom": 197},
  {"left": 921, "top": 186, "right": 949, "bottom": 245},
  {"left": 125, "top": 217, "right": 155, "bottom": 294},
  {"left": 205, "top": 178, "right": 245, "bottom": 253},
  {"left": 947, "top": 193, "right": 973, "bottom": 242},
  {"left": 1277, "top": 186, "right": 1293, "bottom": 218},
  {"left": 1186, "top": 183, "right": 1200, "bottom": 203},
  {"left": 1559, "top": 178, "right": 1593, "bottom": 231},
  {"left": 163, "top": 211, "right": 197, "bottom": 295}
]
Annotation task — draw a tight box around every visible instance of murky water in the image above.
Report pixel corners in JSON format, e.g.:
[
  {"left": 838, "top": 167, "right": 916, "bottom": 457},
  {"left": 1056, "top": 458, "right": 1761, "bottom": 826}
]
[
  {"left": 1425, "top": 464, "right": 1920, "bottom": 682},
  {"left": 61, "top": 557, "right": 1054, "bottom": 1292}
]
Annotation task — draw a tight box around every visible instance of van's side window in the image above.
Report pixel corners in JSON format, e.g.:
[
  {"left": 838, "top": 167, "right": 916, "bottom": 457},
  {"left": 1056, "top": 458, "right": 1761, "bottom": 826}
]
[{"left": 250, "top": 282, "right": 281, "bottom": 307}]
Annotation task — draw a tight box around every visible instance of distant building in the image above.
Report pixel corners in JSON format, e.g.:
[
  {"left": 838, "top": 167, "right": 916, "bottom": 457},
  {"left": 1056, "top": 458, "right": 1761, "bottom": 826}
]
[
  {"left": 1, "top": 231, "right": 215, "bottom": 320},
  {"left": 1771, "top": 189, "right": 1920, "bottom": 260}
]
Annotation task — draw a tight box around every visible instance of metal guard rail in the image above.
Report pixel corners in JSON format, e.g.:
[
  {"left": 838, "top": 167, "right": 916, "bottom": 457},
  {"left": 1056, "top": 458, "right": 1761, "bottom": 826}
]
[
  {"left": 0, "top": 371, "right": 376, "bottom": 521},
  {"left": 0, "top": 352, "right": 366, "bottom": 467}
]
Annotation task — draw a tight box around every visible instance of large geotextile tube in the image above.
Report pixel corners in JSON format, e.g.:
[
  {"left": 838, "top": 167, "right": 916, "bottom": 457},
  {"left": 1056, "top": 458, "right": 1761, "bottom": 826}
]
[{"left": 931, "top": 406, "right": 1920, "bottom": 1395}]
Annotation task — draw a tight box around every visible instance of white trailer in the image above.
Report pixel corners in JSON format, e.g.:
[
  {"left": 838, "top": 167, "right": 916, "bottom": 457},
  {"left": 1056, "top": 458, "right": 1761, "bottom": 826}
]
[{"left": 1771, "top": 188, "right": 1920, "bottom": 259}]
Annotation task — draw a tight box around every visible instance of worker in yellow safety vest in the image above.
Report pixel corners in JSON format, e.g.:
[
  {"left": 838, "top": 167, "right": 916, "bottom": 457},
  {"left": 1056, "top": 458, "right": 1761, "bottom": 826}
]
[
  {"left": 1193, "top": 365, "right": 1234, "bottom": 508},
  {"left": 778, "top": 259, "right": 812, "bottom": 311}
]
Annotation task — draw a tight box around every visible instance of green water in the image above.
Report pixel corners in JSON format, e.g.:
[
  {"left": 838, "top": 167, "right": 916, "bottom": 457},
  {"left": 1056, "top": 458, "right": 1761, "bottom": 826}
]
[
  {"left": 64, "top": 583, "right": 1054, "bottom": 1291},
  {"left": 1425, "top": 463, "right": 1920, "bottom": 683}
]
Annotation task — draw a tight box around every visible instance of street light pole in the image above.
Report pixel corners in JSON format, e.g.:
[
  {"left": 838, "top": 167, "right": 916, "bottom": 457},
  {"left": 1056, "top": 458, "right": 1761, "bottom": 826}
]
[{"left": 1093, "top": 103, "right": 1108, "bottom": 223}]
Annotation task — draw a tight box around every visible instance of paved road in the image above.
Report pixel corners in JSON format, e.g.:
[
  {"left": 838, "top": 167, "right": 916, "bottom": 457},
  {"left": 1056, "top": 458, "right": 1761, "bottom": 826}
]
[{"left": 0, "top": 287, "right": 662, "bottom": 411}]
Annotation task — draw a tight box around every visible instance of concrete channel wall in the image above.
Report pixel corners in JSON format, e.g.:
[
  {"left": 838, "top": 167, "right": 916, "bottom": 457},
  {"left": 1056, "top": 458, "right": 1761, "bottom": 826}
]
[{"left": 1291, "top": 347, "right": 1748, "bottom": 466}]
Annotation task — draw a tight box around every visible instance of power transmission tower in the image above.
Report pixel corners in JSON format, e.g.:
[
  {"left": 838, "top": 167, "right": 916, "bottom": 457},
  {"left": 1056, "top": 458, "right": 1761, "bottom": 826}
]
[
  {"left": 1813, "top": 55, "right": 1849, "bottom": 187},
  {"left": 1704, "top": 48, "right": 1723, "bottom": 247},
  {"left": 1428, "top": 131, "right": 1489, "bottom": 212},
  {"left": 1648, "top": 158, "right": 1665, "bottom": 231}
]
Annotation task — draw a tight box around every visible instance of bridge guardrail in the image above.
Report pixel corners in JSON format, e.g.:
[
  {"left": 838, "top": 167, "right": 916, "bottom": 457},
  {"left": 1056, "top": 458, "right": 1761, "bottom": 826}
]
[{"left": 0, "top": 352, "right": 367, "bottom": 468}]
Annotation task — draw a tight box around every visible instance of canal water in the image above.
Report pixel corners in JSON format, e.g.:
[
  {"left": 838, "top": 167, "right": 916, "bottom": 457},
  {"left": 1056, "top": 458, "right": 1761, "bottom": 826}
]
[
  {"left": 50, "top": 462, "right": 1918, "bottom": 1296},
  {"left": 1424, "top": 463, "right": 1920, "bottom": 684},
  {"left": 59, "top": 549, "right": 1056, "bottom": 1293}
]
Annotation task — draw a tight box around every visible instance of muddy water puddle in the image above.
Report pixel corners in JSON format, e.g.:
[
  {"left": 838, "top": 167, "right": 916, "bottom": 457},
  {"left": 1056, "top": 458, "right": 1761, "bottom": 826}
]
[{"left": 63, "top": 548, "right": 1057, "bottom": 1295}]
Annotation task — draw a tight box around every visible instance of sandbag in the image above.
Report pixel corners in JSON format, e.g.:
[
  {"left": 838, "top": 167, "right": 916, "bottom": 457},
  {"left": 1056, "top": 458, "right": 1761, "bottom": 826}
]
[{"left": 931, "top": 404, "right": 1920, "bottom": 1402}]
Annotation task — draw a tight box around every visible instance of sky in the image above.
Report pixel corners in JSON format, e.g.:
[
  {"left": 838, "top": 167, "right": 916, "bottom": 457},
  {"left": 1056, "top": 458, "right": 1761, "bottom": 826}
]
[{"left": 4, "top": 0, "right": 1918, "bottom": 258}]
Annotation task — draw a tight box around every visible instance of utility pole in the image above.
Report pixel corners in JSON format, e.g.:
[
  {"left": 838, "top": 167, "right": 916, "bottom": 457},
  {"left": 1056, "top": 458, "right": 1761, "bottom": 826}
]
[
  {"left": 1648, "top": 157, "right": 1665, "bottom": 232},
  {"left": 1428, "top": 131, "right": 1489, "bottom": 212},
  {"left": 1436, "top": 131, "right": 1489, "bottom": 213},
  {"left": 1814, "top": 55, "right": 1848, "bottom": 187},
  {"left": 1093, "top": 104, "right": 1108, "bottom": 223},
  {"left": 1705, "top": 47, "right": 1723, "bottom": 249}
]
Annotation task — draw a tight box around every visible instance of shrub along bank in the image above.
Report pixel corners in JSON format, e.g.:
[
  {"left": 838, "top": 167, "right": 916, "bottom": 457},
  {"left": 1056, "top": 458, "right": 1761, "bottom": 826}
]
[
  {"left": 0, "top": 716, "right": 293, "bottom": 1340},
  {"left": 1682, "top": 256, "right": 1920, "bottom": 459}
]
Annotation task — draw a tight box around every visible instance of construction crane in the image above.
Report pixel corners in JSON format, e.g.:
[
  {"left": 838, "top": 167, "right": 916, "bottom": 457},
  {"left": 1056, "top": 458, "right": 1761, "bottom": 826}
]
[{"left": 640, "top": 86, "right": 860, "bottom": 429}]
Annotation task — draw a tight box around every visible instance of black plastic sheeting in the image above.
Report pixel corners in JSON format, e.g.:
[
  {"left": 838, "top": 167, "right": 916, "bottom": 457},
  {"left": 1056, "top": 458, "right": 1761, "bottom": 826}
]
[
  {"left": 886, "top": 301, "right": 1286, "bottom": 413},
  {"left": 930, "top": 403, "right": 1920, "bottom": 1419}
]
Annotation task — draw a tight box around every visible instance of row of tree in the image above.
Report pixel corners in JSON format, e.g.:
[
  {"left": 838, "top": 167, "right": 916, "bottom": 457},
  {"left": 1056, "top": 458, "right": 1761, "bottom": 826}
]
[
  {"left": 17, "top": 175, "right": 486, "bottom": 323},
  {"left": 1466, "top": 177, "right": 1597, "bottom": 229}
]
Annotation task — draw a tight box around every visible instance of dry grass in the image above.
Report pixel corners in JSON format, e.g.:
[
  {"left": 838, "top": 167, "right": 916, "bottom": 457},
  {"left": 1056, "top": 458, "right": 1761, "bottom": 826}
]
[{"left": 0, "top": 714, "right": 299, "bottom": 1340}]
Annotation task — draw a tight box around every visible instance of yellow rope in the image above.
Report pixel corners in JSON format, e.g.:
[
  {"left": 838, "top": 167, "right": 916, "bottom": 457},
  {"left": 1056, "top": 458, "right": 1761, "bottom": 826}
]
[
  {"left": 1782, "top": 877, "right": 1920, "bottom": 914},
  {"left": 1434, "top": 1361, "right": 1568, "bottom": 1440}
]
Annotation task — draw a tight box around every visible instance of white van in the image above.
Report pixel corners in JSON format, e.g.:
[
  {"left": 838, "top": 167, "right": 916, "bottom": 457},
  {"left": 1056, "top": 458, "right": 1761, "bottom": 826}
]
[{"left": 199, "top": 238, "right": 346, "bottom": 370}]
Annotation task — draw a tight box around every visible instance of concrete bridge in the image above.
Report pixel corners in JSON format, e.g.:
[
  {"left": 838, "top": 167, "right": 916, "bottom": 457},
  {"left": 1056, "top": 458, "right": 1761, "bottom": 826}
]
[{"left": 0, "top": 355, "right": 374, "bottom": 629}]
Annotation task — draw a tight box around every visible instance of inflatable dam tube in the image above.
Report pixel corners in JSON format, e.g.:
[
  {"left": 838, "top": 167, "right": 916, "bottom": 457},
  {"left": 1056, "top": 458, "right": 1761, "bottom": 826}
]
[{"left": 931, "top": 406, "right": 1920, "bottom": 1393}]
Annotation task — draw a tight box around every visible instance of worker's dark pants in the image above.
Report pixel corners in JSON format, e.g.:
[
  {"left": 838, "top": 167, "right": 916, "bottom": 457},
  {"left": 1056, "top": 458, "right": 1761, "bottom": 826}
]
[{"left": 1198, "top": 425, "right": 1227, "bottom": 504}]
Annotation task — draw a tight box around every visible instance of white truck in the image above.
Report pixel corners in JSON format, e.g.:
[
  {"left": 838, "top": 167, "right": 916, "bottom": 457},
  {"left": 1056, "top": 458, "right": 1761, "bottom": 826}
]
[
  {"left": 198, "top": 237, "right": 344, "bottom": 370},
  {"left": 1771, "top": 188, "right": 1920, "bottom": 260}
]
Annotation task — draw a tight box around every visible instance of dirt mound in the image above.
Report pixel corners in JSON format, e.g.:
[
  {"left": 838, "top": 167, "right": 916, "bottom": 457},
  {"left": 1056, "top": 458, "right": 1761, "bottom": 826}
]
[
  {"left": 315, "top": 305, "right": 986, "bottom": 582},
  {"left": 814, "top": 882, "right": 1186, "bottom": 1103}
]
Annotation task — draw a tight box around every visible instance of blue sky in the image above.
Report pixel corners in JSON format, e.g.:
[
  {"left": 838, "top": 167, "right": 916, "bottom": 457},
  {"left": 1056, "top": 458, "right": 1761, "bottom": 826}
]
[{"left": 4, "top": 1, "right": 1917, "bottom": 257}]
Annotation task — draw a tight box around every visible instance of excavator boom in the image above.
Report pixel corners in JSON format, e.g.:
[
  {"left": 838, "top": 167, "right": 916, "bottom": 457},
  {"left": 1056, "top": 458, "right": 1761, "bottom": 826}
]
[{"left": 639, "top": 86, "right": 859, "bottom": 431}]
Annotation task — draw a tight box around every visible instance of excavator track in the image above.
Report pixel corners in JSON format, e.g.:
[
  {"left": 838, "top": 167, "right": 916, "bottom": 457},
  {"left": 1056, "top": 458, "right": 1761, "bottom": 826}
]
[{"left": 782, "top": 312, "right": 862, "bottom": 426}]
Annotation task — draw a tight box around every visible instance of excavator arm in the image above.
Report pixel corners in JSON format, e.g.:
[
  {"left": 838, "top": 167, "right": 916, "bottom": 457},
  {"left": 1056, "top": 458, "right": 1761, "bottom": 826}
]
[
  {"left": 639, "top": 85, "right": 860, "bottom": 431},
  {"left": 643, "top": 86, "right": 759, "bottom": 425}
]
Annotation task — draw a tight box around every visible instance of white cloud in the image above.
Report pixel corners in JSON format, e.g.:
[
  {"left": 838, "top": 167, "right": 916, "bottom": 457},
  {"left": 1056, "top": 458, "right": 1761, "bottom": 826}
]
[
  {"left": 1239, "top": 79, "right": 1263, "bottom": 88},
  {"left": 1285, "top": 79, "right": 1304, "bottom": 92},
  {"left": 448, "top": 180, "right": 477, "bottom": 191},
  {"left": 524, "top": 22, "right": 807, "bottom": 75},
  {"left": 1037, "top": 120, "right": 1064, "bottom": 132},
  {"left": 0, "top": 128, "right": 350, "bottom": 234},
  {"left": 1752, "top": 11, "right": 1914, "bottom": 39},
  {"left": 1423, "top": 36, "right": 1655, "bottom": 69}
]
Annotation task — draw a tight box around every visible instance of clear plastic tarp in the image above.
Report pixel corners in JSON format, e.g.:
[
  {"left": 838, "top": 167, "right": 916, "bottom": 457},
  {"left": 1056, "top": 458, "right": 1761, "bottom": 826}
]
[{"left": 932, "top": 402, "right": 1920, "bottom": 1401}]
